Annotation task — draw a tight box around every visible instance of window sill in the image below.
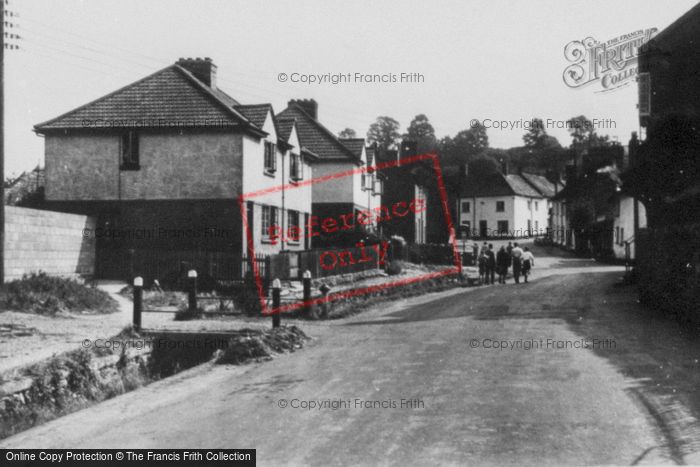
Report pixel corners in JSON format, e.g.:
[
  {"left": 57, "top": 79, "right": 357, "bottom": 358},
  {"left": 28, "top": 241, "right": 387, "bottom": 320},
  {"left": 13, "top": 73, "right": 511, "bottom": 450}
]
[
  {"left": 264, "top": 170, "right": 277, "bottom": 178},
  {"left": 120, "top": 164, "right": 140, "bottom": 171}
]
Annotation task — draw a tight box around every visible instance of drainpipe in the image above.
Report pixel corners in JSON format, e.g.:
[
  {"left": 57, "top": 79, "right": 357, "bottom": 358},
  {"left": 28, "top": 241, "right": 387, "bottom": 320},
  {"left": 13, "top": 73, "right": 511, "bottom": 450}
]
[{"left": 281, "top": 148, "right": 286, "bottom": 252}]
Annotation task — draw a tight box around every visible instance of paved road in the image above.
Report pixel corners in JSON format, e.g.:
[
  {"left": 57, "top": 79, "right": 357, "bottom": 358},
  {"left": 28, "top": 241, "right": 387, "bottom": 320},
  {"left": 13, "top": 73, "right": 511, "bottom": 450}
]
[{"left": 4, "top": 246, "right": 700, "bottom": 465}]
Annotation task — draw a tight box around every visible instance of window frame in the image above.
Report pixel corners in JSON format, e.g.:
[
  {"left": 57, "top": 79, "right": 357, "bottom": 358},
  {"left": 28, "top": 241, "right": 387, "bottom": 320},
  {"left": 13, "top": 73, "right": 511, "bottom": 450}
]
[
  {"left": 264, "top": 141, "right": 277, "bottom": 175},
  {"left": 120, "top": 131, "right": 140, "bottom": 170},
  {"left": 496, "top": 201, "right": 505, "bottom": 212},
  {"left": 287, "top": 210, "right": 300, "bottom": 243},
  {"left": 290, "top": 152, "right": 302, "bottom": 182},
  {"left": 461, "top": 201, "right": 470, "bottom": 213}
]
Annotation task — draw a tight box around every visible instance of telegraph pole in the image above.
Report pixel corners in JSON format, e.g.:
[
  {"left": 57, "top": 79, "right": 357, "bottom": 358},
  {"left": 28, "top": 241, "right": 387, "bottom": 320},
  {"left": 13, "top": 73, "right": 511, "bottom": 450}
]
[
  {"left": 1, "top": 0, "right": 6, "bottom": 284},
  {"left": 0, "top": 0, "right": 18, "bottom": 284}
]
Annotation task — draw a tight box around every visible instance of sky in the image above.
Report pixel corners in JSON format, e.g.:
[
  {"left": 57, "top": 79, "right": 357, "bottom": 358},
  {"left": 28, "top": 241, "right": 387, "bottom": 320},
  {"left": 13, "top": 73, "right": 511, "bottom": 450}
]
[{"left": 3, "top": 0, "right": 699, "bottom": 176}]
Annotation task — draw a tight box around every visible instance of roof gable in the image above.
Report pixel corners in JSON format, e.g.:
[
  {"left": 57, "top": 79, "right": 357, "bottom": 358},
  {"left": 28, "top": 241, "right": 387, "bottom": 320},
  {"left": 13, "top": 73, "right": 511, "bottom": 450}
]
[
  {"left": 35, "top": 64, "right": 263, "bottom": 134},
  {"left": 277, "top": 104, "right": 359, "bottom": 164}
]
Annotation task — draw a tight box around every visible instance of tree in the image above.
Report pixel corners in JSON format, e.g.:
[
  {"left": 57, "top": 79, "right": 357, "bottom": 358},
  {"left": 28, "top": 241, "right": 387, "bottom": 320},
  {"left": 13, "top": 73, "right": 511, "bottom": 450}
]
[
  {"left": 366, "top": 116, "right": 401, "bottom": 151},
  {"left": 404, "top": 114, "right": 438, "bottom": 153},
  {"left": 405, "top": 114, "right": 435, "bottom": 140},
  {"left": 438, "top": 122, "right": 489, "bottom": 168},
  {"left": 338, "top": 128, "right": 357, "bottom": 139},
  {"left": 468, "top": 153, "right": 501, "bottom": 177},
  {"left": 566, "top": 115, "right": 611, "bottom": 150},
  {"left": 522, "top": 118, "right": 548, "bottom": 148}
]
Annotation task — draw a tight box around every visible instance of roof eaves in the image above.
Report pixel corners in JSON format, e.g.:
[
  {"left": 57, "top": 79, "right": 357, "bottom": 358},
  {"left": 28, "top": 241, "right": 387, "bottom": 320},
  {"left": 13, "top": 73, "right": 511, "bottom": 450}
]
[
  {"left": 34, "top": 63, "right": 177, "bottom": 132},
  {"left": 289, "top": 104, "right": 360, "bottom": 163}
]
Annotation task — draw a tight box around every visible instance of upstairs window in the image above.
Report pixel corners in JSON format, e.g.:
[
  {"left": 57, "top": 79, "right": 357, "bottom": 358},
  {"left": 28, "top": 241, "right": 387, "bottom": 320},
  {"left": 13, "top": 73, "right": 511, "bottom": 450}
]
[
  {"left": 264, "top": 141, "right": 277, "bottom": 174},
  {"left": 261, "top": 205, "right": 278, "bottom": 239},
  {"left": 120, "top": 131, "right": 139, "bottom": 170},
  {"left": 535, "top": 201, "right": 539, "bottom": 211},
  {"left": 496, "top": 201, "right": 505, "bottom": 212},
  {"left": 290, "top": 153, "right": 302, "bottom": 181},
  {"left": 461, "top": 201, "right": 470, "bottom": 213}
]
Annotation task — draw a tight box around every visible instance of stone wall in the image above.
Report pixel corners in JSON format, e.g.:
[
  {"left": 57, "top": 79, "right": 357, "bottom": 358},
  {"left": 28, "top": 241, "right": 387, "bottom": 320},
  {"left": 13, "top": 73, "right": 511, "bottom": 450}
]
[{"left": 4, "top": 206, "right": 96, "bottom": 281}]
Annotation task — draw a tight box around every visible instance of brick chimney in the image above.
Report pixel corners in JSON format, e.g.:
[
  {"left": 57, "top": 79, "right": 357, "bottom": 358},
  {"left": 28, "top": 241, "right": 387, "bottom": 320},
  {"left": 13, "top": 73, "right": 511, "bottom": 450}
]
[
  {"left": 177, "top": 57, "right": 217, "bottom": 89},
  {"left": 289, "top": 99, "right": 318, "bottom": 120}
]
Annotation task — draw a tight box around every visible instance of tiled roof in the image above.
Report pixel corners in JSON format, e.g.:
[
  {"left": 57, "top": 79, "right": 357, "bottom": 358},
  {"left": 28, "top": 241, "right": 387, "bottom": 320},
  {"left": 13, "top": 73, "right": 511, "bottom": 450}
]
[
  {"left": 276, "top": 104, "right": 360, "bottom": 163},
  {"left": 339, "top": 138, "right": 365, "bottom": 159},
  {"left": 276, "top": 117, "right": 296, "bottom": 143},
  {"left": 234, "top": 104, "right": 271, "bottom": 129},
  {"left": 35, "top": 64, "right": 263, "bottom": 134},
  {"left": 459, "top": 172, "right": 544, "bottom": 198},
  {"left": 521, "top": 172, "right": 557, "bottom": 197},
  {"left": 366, "top": 145, "right": 375, "bottom": 165},
  {"left": 505, "top": 174, "right": 542, "bottom": 197}
]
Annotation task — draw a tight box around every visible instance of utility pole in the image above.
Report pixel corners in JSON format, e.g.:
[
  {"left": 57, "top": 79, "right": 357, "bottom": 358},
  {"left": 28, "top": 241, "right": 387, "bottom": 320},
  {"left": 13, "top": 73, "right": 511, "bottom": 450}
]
[
  {"left": 0, "top": 0, "right": 19, "bottom": 284},
  {"left": 1, "top": 0, "right": 6, "bottom": 284}
]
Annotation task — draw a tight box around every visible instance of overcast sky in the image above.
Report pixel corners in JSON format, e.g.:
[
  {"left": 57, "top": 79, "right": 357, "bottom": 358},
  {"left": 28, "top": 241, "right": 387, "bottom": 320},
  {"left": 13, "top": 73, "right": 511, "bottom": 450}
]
[{"left": 4, "top": 0, "right": 698, "bottom": 176}]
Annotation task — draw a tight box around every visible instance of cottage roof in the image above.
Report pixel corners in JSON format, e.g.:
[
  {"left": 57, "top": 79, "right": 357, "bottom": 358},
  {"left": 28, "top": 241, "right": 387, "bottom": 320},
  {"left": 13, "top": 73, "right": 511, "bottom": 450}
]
[
  {"left": 276, "top": 104, "right": 360, "bottom": 164},
  {"left": 35, "top": 63, "right": 268, "bottom": 136}
]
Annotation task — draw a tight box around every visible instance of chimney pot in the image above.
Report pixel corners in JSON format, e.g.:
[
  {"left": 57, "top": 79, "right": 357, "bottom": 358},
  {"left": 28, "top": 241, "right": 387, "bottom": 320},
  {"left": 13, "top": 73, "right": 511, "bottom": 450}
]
[
  {"left": 177, "top": 57, "right": 217, "bottom": 89},
  {"left": 289, "top": 99, "right": 318, "bottom": 120}
]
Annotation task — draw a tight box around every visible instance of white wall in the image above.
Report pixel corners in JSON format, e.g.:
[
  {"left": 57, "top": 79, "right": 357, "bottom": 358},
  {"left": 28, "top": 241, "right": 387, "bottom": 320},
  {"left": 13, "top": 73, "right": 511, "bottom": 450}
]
[
  {"left": 458, "top": 195, "right": 548, "bottom": 237},
  {"left": 241, "top": 112, "right": 312, "bottom": 254},
  {"left": 612, "top": 196, "right": 647, "bottom": 260}
]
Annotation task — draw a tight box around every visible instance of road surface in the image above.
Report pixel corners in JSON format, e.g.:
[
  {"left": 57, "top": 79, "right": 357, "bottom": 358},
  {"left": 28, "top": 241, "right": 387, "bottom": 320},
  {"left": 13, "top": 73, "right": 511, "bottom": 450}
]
[{"left": 3, "top": 244, "right": 700, "bottom": 465}]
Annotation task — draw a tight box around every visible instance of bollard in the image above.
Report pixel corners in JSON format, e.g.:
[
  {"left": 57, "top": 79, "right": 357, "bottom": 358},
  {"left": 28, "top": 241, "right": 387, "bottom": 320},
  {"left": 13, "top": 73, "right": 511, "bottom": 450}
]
[
  {"left": 272, "top": 278, "right": 281, "bottom": 328},
  {"left": 133, "top": 276, "right": 143, "bottom": 332},
  {"left": 319, "top": 283, "right": 331, "bottom": 318},
  {"left": 187, "top": 269, "right": 197, "bottom": 312},
  {"left": 302, "top": 270, "right": 312, "bottom": 317}
]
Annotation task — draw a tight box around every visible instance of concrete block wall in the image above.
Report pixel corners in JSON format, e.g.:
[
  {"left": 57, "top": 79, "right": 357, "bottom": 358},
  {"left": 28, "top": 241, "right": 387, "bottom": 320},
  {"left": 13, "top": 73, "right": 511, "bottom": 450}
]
[{"left": 4, "top": 206, "right": 96, "bottom": 281}]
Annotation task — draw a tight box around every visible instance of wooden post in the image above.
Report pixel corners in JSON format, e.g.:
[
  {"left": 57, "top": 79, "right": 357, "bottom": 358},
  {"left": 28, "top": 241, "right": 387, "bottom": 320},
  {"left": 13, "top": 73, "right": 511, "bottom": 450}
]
[
  {"left": 133, "top": 276, "right": 143, "bottom": 332},
  {"left": 319, "top": 283, "right": 331, "bottom": 319},
  {"left": 187, "top": 269, "right": 197, "bottom": 312},
  {"left": 272, "top": 278, "right": 281, "bottom": 328},
  {"left": 302, "top": 269, "right": 312, "bottom": 317}
]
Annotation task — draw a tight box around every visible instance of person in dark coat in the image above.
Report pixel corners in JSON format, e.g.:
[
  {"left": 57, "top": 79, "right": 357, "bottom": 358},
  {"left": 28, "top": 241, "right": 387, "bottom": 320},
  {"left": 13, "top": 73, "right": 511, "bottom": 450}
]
[
  {"left": 485, "top": 243, "right": 496, "bottom": 284},
  {"left": 496, "top": 245, "right": 510, "bottom": 283},
  {"left": 478, "top": 249, "right": 487, "bottom": 283}
]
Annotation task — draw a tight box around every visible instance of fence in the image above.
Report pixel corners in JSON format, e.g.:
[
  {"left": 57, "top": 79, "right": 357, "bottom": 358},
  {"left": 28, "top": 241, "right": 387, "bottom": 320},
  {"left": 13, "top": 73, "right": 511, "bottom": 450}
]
[
  {"left": 401, "top": 243, "right": 457, "bottom": 265},
  {"left": 268, "top": 245, "right": 384, "bottom": 280},
  {"left": 98, "top": 248, "right": 270, "bottom": 291}
]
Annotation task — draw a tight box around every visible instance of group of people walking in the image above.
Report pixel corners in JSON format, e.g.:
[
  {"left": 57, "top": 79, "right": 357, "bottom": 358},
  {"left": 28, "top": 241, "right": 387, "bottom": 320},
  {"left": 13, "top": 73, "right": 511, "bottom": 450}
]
[{"left": 474, "top": 241, "right": 535, "bottom": 285}]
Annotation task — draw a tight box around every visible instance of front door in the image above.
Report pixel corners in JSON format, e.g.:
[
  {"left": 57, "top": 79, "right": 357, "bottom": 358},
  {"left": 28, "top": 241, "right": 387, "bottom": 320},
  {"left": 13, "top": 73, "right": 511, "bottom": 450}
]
[{"left": 479, "top": 220, "right": 488, "bottom": 238}]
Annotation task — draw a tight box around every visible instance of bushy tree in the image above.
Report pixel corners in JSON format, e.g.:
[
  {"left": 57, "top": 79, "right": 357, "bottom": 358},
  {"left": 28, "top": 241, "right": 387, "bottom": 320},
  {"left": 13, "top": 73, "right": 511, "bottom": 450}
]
[
  {"left": 338, "top": 128, "right": 357, "bottom": 139},
  {"left": 366, "top": 116, "right": 401, "bottom": 151}
]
